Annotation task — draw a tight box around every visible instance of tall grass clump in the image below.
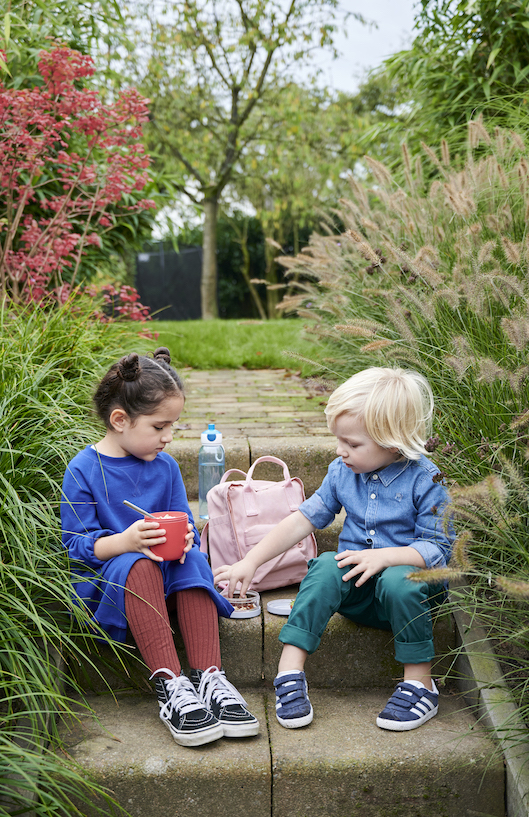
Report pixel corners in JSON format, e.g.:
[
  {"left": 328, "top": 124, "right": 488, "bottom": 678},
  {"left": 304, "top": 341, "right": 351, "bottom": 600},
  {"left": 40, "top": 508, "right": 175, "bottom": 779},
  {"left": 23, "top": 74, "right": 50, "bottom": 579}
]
[
  {"left": 0, "top": 301, "right": 132, "bottom": 816},
  {"left": 278, "top": 119, "right": 529, "bottom": 737}
]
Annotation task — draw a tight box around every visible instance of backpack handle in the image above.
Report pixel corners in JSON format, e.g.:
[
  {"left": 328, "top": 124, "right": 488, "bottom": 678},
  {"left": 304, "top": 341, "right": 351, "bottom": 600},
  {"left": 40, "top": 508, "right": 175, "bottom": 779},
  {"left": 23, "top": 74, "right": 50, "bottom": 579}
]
[
  {"left": 243, "top": 455, "right": 299, "bottom": 516},
  {"left": 246, "top": 455, "right": 292, "bottom": 482},
  {"left": 220, "top": 468, "right": 248, "bottom": 484}
]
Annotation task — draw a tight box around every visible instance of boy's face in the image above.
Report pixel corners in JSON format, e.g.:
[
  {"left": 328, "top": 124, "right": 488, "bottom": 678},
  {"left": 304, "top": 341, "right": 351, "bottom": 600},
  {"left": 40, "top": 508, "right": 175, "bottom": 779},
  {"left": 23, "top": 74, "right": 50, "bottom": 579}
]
[{"left": 333, "top": 414, "right": 401, "bottom": 474}]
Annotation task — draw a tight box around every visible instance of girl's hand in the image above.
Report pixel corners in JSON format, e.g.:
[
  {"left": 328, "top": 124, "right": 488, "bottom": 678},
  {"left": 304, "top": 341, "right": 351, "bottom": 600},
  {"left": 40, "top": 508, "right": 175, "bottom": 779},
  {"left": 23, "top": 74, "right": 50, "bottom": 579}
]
[
  {"left": 119, "top": 519, "right": 166, "bottom": 562},
  {"left": 178, "top": 523, "right": 195, "bottom": 565}
]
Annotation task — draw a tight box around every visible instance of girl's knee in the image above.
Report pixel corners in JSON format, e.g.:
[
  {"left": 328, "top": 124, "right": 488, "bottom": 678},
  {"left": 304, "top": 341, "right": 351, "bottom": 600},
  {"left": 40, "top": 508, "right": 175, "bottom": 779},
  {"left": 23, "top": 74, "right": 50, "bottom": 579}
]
[{"left": 128, "top": 556, "right": 162, "bottom": 578}]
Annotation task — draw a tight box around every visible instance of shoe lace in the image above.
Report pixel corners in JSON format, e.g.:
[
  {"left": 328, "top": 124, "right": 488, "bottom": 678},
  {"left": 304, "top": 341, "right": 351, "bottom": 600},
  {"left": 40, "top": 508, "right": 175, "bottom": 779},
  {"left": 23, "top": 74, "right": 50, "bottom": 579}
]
[
  {"left": 197, "top": 666, "right": 247, "bottom": 709},
  {"left": 150, "top": 669, "right": 204, "bottom": 720}
]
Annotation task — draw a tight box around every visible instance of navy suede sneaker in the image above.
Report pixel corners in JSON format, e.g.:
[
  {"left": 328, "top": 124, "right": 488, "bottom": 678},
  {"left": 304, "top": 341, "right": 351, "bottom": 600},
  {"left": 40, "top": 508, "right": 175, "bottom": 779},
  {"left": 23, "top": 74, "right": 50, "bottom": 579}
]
[
  {"left": 273, "top": 671, "right": 313, "bottom": 728},
  {"left": 376, "top": 680, "right": 439, "bottom": 731}
]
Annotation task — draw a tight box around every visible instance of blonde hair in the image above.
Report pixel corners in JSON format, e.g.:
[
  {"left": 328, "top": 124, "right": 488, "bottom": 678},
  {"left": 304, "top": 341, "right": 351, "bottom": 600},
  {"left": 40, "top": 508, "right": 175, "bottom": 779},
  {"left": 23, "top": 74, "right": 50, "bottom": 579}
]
[{"left": 324, "top": 367, "right": 434, "bottom": 461}]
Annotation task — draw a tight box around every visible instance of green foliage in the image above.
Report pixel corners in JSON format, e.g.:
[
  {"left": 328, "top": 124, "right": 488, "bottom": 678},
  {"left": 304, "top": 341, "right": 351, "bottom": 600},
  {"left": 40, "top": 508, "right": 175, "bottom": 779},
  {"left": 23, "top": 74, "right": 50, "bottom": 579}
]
[
  {"left": 0, "top": 301, "right": 133, "bottom": 815},
  {"left": 0, "top": 0, "right": 125, "bottom": 85},
  {"left": 173, "top": 212, "right": 315, "bottom": 319},
  {"left": 382, "top": 0, "right": 529, "bottom": 146},
  {"left": 122, "top": 0, "right": 357, "bottom": 317}
]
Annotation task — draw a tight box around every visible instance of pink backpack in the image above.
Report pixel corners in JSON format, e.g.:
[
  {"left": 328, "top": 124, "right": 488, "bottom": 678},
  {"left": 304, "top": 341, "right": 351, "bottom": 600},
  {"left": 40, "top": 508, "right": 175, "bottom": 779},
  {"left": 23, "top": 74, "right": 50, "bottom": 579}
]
[{"left": 200, "top": 456, "right": 317, "bottom": 592}]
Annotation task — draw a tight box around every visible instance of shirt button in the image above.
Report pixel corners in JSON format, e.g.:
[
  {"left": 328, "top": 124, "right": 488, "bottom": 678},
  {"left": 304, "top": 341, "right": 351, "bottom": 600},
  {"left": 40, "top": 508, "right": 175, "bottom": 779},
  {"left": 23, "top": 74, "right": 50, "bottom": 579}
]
[
  {"left": 370, "top": 493, "right": 376, "bottom": 499},
  {"left": 369, "top": 529, "right": 375, "bottom": 536},
  {"left": 372, "top": 474, "right": 379, "bottom": 480}
]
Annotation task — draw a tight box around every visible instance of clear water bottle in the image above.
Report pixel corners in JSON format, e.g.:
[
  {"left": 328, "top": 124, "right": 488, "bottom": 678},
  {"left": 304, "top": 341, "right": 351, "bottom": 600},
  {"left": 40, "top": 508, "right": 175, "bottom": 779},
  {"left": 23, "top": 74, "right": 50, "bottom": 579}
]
[{"left": 198, "top": 423, "right": 225, "bottom": 519}]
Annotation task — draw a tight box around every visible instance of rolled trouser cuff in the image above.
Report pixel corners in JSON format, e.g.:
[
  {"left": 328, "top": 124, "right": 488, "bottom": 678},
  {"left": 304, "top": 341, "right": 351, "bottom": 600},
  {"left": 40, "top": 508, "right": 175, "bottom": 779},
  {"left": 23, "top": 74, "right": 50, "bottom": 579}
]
[
  {"left": 394, "top": 637, "right": 435, "bottom": 665},
  {"left": 279, "top": 622, "right": 321, "bottom": 655}
]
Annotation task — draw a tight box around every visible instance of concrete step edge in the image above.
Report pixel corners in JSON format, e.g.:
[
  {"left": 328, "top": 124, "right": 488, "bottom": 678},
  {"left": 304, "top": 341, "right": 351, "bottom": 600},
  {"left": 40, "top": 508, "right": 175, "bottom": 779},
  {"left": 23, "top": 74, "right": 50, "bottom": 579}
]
[{"left": 57, "top": 687, "right": 505, "bottom": 817}]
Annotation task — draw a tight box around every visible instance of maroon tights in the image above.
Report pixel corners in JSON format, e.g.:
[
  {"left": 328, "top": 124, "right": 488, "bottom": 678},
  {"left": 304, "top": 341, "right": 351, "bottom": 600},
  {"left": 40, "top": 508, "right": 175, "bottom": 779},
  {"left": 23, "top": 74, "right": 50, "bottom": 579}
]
[{"left": 124, "top": 558, "right": 221, "bottom": 679}]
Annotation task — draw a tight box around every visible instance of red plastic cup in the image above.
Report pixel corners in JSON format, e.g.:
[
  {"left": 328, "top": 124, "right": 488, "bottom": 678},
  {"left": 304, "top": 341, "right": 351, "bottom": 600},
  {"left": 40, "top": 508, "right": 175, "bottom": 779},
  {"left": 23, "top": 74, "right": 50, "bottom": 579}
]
[{"left": 148, "top": 511, "right": 188, "bottom": 561}]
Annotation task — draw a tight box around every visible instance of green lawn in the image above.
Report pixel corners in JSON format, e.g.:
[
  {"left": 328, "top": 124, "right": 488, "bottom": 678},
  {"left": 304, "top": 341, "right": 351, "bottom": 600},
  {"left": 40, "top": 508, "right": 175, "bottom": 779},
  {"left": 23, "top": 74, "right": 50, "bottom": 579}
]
[{"left": 128, "top": 318, "right": 332, "bottom": 374}]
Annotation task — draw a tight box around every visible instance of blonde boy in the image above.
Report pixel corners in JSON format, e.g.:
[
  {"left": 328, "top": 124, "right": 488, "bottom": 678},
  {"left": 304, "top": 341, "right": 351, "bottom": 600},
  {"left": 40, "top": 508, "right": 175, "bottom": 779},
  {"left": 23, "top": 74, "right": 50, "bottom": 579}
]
[{"left": 214, "top": 367, "right": 454, "bottom": 731}]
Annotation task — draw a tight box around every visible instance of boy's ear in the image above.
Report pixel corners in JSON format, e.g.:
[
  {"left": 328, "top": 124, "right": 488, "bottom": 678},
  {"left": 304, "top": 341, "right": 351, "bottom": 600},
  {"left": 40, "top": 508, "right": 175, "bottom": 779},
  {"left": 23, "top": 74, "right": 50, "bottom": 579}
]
[{"left": 109, "top": 408, "right": 129, "bottom": 432}]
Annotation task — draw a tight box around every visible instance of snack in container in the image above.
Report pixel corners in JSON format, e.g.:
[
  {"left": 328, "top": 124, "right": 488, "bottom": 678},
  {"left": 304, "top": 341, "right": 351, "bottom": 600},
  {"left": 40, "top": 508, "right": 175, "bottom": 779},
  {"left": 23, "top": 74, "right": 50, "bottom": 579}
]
[{"left": 218, "top": 588, "right": 261, "bottom": 619}]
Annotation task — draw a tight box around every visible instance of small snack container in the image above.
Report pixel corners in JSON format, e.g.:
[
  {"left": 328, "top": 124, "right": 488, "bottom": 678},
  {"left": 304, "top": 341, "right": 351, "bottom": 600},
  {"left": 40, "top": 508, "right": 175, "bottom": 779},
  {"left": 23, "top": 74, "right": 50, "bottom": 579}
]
[
  {"left": 219, "top": 589, "right": 261, "bottom": 619},
  {"left": 148, "top": 511, "right": 188, "bottom": 560}
]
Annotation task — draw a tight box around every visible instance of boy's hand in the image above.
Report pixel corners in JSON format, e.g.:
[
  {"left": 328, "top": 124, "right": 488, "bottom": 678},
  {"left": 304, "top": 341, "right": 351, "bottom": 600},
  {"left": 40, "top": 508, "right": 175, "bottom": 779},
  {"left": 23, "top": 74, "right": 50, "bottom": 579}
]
[
  {"left": 335, "top": 548, "right": 391, "bottom": 586},
  {"left": 335, "top": 546, "right": 426, "bottom": 586},
  {"left": 178, "top": 523, "right": 195, "bottom": 565},
  {"left": 214, "top": 557, "right": 256, "bottom": 599}
]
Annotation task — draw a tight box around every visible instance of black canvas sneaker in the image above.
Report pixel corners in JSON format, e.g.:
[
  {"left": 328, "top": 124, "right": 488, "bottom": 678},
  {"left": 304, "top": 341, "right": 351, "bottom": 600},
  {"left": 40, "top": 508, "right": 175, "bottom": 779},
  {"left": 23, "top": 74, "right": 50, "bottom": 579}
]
[
  {"left": 151, "top": 668, "right": 223, "bottom": 746},
  {"left": 189, "top": 666, "right": 260, "bottom": 738}
]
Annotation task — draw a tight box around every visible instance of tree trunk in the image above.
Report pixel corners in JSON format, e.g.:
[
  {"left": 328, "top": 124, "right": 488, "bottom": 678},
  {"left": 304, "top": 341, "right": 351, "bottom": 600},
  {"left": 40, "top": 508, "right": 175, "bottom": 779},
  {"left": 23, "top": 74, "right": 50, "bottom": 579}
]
[
  {"left": 265, "top": 233, "right": 282, "bottom": 318},
  {"left": 201, "top": 197, "right": 219, "bottom": 320},
  {"left": 235, "top": 218, "right": 267, "bottom": 320}
]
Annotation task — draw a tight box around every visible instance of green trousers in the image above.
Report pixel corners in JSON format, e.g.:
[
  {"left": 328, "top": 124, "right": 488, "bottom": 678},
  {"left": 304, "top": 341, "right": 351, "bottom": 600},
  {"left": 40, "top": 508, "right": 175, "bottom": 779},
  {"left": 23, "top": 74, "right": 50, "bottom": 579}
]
[{"left": 279, "top": 551, "right": 444, "bottom": 665}]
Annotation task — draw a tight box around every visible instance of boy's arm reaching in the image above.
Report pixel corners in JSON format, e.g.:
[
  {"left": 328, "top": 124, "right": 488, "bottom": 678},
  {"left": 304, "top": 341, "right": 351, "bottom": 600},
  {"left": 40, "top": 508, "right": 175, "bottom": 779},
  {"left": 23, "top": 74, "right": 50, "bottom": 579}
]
[{"left": 213, "top": 510, "right": 316, "bottom": 597}]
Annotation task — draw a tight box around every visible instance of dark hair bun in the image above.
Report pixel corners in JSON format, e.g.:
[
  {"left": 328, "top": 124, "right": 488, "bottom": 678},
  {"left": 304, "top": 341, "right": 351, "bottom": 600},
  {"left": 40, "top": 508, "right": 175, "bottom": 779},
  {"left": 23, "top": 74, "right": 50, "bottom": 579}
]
[
  {"left": 117, "top": 353, "right": 141, "bottom": 382},
  {"left": 153, "top": 346, "right": 171, "bottom": 365}
]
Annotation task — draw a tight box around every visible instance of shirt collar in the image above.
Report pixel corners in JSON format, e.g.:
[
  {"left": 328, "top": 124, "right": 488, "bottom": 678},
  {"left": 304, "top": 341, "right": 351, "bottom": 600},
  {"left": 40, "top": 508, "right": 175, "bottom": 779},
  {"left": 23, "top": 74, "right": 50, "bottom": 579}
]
[{"left": 360, "top": 458, "right": 411, "bottom": 486}]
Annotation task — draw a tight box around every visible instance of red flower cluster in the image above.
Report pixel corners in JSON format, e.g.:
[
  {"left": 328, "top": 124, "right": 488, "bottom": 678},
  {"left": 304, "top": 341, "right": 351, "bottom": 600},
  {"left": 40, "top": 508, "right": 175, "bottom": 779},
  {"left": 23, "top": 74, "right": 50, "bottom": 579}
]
[
  {"left": 0, "top": 46, "right": 156, "bottom": 305},
  {"left": 84, "top": 283, "right": 152, "bottom": 323}
]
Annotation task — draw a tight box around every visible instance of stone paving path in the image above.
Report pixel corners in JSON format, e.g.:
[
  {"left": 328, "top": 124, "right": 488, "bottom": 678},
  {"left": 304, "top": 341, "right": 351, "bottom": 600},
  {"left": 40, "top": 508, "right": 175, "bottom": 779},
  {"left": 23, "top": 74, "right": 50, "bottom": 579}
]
[{"left": 177, "top": 368, "right": 333, "bottom": 441}]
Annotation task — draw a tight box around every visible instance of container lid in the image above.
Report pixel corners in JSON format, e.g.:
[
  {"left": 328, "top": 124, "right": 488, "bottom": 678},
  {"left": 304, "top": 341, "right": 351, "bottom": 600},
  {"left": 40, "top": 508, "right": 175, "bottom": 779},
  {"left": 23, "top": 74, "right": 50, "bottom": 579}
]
[
  {"left": 266, "top": 599, "right": 294, "bottom": 616},
  {"left": 201, "top": 423, "right": 223, "bottom": 445}
]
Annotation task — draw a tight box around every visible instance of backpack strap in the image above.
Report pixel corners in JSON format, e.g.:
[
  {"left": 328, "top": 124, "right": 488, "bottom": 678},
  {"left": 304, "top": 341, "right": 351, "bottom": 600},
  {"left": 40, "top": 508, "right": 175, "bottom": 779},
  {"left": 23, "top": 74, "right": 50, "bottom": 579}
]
[{"left": 243, "top": 455, "right": 300, "bottom": 516}]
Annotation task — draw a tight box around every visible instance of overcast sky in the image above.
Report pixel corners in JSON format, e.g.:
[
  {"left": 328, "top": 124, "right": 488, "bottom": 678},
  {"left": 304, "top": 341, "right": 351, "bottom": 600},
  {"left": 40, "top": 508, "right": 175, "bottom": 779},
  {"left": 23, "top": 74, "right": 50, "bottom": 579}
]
[{"left": 315, "top": 0, "right": 418, "bottom": 93}]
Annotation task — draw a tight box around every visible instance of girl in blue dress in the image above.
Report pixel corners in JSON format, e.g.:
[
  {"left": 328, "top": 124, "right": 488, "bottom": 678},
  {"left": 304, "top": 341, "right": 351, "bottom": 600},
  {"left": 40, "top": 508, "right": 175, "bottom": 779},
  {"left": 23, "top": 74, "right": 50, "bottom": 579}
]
[{"left": 61, "top": 347, "right": 259, "bottom": 747}]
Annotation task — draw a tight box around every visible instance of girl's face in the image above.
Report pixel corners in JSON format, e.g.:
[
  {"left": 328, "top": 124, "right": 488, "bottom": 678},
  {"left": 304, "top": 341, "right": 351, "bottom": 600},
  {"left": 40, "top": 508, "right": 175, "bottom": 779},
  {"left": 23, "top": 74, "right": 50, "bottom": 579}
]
[
  {"left": 334, "top": 413, "right": 401, "bottom": 474},
  {"left": 112, "top": 395, "right": 185, "bottom": 460}
]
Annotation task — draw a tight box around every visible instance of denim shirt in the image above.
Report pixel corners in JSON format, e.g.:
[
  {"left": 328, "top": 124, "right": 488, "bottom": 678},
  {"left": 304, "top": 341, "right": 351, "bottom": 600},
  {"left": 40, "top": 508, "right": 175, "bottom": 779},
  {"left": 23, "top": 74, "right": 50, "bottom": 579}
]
[{"left": 299, "top": 455, "right": 453, "bottom": 569}]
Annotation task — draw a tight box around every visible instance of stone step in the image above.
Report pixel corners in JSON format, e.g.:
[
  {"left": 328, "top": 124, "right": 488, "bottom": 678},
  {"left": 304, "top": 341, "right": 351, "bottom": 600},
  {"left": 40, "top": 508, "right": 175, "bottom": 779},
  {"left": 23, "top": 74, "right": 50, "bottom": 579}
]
[
  {"left": 71, "top": 584, "right": 455, "bottom": 694},
  {"left": 171, "top": 435, "right": 336, "bottom": 503},
  {"left": 58, "top": 687, "right": 505, "bottom": 817},
  {"left": 166, "top": 367, "right": 337, "bottom": 502}
]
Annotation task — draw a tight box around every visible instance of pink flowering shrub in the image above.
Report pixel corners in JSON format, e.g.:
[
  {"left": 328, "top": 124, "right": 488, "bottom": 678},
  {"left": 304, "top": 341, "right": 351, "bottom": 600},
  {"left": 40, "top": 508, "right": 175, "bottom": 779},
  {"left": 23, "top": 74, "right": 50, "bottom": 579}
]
[
  {"left": 0, "top": 46, "right": 156, "bottom": 305},
  {"left": 84, "top": 283, "right": 152, "bottom": 323}
]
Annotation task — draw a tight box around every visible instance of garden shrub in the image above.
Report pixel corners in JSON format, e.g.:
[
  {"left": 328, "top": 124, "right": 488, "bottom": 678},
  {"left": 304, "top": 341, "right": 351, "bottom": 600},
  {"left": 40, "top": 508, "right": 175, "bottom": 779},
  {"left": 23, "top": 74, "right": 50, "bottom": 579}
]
[{"left": 0, "top": 45, "right": 155, "bottom": 306}]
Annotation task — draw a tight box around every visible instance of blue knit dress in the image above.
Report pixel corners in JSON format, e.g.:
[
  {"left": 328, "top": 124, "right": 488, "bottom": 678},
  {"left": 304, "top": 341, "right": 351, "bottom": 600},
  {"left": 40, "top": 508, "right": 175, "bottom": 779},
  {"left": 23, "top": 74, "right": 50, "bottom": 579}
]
[{"left": 61, "top": 446, "right": 233, "bottom": 642}]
